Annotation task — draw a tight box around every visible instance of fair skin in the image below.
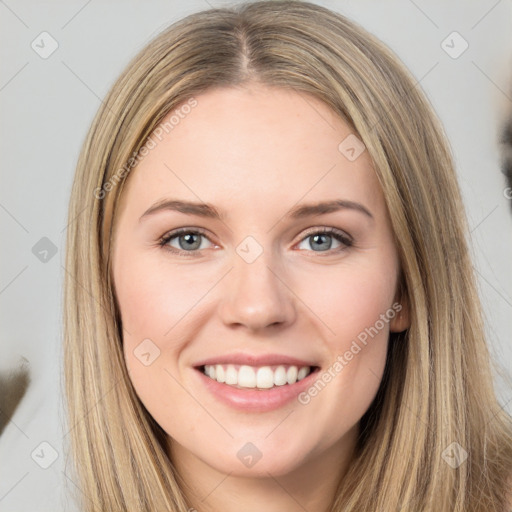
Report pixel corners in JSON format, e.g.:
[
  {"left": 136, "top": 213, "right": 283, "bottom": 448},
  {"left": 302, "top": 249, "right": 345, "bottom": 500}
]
[{"left": 112, "top": 84, "right": 409, "bottom": 512}]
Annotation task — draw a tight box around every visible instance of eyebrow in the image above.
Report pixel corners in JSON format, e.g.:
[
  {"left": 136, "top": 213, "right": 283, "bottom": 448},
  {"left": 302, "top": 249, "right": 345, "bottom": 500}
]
[{"left": 139, "top": 198, "right": 373, "bottom": 222}]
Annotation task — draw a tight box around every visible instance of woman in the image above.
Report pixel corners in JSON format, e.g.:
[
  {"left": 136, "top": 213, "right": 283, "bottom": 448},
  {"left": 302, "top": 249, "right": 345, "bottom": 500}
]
[{"left": 63, "top": 1, "right": 512, "bottom": 510}]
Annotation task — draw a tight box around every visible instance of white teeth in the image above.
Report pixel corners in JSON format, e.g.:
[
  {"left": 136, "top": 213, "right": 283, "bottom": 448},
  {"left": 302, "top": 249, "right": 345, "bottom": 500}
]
[
  {"left": 216, "top": 365, "right": 226, "bottom": 383},
  {"left": 202, "top": 364, "right": 313, "bottom": 389},
  {"left": 238, "top": 365, "right": 256, "bottom": 388},
  {"left": 225, "top": 365, "right": 237, "bottom": 385},
  {"left": 297, "top": 367, "right": 309, "bottom": 380},
  {"left": 274, "top": 366, "right": 288, "bottom": 386},
  {"left": 256, "top": 367, "right": 274, "bottom": 389},
  {"left": 286, "top": 366, "right": 298, "bottom": 384}
]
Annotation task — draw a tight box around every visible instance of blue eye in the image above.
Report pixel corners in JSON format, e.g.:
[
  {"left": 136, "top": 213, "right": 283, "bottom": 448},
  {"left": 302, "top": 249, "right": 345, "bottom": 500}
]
[
  {"left": 296, "top": 228, "right": 352, "bottom": 252},
  {"left": 159, "top": 227, "right": 352, "bottom": 256},
  {"left": 159, "top": 228, "right": 212, "bottom": 255}
]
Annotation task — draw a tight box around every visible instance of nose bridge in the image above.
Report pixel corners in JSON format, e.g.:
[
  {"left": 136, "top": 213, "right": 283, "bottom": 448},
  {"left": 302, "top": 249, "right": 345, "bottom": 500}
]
[{"left": 218, "top": 239, "right": 296, "bottom": 330}]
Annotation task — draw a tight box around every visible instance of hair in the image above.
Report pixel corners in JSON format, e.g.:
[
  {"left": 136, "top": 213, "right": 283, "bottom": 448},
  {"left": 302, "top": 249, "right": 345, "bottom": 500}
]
[{"left": 63, "top": 1, "right": 512, "bottom": 510}]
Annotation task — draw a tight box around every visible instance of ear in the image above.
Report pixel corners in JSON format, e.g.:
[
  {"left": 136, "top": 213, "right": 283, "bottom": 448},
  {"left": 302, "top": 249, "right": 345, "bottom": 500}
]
[{"left": 389, "top": 281, "right": 410, "bottom": 333}]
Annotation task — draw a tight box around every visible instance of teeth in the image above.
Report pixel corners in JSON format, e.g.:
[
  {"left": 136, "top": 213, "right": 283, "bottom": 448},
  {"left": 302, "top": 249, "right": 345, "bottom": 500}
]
[
  {"left": 225, "top": 365, "right": 237, "bottom": 385},
  {"left": 286, "top": 366, "right": 298, "bottom": 384},
  {"left": 202, "top": 364, "right": 313, "bottom": 389},
  {"left": 206, "top": 365, "right": 216, "bottom": 379},
  {"left": 256, "top": 367, "right": 274, "bottom": 389},
  {"left": 297, "top": 367, "right": 309, "bottom": 380},
  {"left": 238, "top": 365, "right": 256, "bottom": 388},
  {"left": 216, "top": 365, "right": 225, "bottom": 383},
  {"left": 274, "top": 366, "right": 287, "bottom": 386}
]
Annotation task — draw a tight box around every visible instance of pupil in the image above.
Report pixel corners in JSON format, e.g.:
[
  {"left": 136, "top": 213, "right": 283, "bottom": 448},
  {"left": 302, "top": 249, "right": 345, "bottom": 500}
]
[
  {"left": 312, "top": 234, "right": 331, "bottom": 250},
  {"left": 180, "top": 233, "right": 200, "bottom": 250}
]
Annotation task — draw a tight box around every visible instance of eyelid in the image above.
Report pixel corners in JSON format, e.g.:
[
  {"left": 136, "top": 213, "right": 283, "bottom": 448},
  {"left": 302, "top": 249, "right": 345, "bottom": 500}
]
[{"left": 159, "top": 226, "right": 211, "bottom": 242}]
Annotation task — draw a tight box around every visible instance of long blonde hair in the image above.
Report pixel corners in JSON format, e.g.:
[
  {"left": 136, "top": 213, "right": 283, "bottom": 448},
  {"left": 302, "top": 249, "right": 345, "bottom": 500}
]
[{"left": 63, "top": 1, "right": 512, "bottom": 510}]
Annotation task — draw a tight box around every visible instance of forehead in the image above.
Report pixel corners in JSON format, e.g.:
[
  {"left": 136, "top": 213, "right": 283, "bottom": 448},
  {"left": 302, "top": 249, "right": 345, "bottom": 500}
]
[{"left": 119, "top": 85, "right": 384, "bottom": 218}]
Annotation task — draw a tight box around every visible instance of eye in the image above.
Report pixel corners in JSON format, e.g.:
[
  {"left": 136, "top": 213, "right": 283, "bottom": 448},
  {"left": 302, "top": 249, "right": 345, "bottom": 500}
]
[
  {"left": 159, "top": 226, "right": 353, "bottom": 257},
  {"left": 295, "top": 227, "right": 352, "bottom": 253},
  {"left": 159, "top": 228, "right": 214, "bottom": 255}
]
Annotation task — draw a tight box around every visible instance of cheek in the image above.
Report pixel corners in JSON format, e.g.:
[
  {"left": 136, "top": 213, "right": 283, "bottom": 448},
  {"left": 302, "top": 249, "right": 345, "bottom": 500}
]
[
  {"left": 300, "top": 257, "right": 398, "bottom": 346},
  {"left": 115, "top": 258, "right": 203, "bottom": 435},
  {"left": 114, "top": 251, "right": 224, "bottom": 419},
  {"left": 114, "top": 250, "right": 216, "bottom": 344},
  {"left": 292, "top": 259, "right": 397, "bottom": 432}
]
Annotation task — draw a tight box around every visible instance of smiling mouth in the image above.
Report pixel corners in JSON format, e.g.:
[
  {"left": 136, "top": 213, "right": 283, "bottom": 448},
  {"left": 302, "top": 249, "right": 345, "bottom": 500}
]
[{"left": 198, "top": 364, "right": 320, "bottom": 390}]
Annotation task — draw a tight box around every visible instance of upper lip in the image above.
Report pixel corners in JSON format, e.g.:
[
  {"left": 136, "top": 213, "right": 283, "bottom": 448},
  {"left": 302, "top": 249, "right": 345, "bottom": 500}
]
[{"left": 194, "top": 353, "right": 319, "bottom": 368}]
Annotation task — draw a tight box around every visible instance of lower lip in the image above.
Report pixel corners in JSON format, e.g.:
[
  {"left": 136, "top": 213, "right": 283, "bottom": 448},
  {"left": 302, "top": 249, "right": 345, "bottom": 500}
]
[{"left": 194, "top": 367, "right": 320, "bottom": 412}]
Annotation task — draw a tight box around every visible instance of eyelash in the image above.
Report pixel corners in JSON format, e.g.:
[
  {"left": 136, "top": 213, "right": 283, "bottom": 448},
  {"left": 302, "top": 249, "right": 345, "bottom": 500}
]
[{"left": 158, "top": 227, "right": 353, "bottom": 257}]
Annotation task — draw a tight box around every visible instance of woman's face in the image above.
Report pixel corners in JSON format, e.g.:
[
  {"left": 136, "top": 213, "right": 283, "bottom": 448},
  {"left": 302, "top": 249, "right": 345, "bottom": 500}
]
[{"left": 112, "top": 85, "right": 408, "bottom": 479}]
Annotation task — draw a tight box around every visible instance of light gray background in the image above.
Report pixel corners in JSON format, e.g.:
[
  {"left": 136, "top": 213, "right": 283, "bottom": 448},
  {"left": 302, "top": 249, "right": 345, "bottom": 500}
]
[{"left": 1, "top": 1, "right": 511, "bottom": 510}]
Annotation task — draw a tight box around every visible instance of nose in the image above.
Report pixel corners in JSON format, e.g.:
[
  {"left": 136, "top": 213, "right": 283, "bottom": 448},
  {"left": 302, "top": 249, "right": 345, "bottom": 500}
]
[{"left": 218, "top": 250, "right": 297, "bottom": 332}]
